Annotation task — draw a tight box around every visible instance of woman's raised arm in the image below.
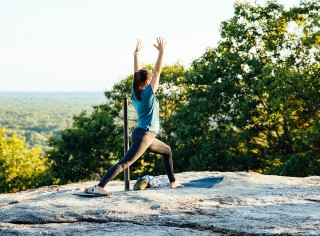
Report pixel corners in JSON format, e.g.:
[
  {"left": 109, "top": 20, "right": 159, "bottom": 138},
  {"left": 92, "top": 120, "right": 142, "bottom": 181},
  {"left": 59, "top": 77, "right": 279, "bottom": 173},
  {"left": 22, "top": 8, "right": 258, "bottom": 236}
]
[{"left": 150, "top": 37, "right": 166, "bottom": 93}]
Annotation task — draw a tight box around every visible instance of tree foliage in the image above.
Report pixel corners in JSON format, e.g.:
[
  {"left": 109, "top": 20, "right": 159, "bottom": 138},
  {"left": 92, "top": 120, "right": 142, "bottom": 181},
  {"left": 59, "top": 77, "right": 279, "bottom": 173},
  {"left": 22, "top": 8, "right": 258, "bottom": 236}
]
[
  {"left": 46, "top": 104, "right": 123, "bottom": 184},
  {"left": 170, "top": 0, "right": 320, "bottom": 176},
  {"left": 0, "top": 128, "right": 51, "bottom": 193}
]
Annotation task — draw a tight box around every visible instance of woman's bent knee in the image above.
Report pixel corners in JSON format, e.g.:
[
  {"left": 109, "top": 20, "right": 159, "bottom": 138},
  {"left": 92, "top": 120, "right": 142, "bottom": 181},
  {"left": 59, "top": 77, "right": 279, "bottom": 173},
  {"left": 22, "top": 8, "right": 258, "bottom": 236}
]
[{"left": 116, "top": 162, "right": 130, "bottom": 171}]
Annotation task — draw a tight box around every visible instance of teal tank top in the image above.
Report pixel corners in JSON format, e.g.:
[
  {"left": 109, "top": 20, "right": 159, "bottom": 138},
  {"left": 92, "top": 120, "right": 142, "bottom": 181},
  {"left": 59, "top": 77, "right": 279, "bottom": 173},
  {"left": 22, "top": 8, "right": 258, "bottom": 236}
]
[{"left": 130, "top": 85, "right": 159, "bottom": 133}]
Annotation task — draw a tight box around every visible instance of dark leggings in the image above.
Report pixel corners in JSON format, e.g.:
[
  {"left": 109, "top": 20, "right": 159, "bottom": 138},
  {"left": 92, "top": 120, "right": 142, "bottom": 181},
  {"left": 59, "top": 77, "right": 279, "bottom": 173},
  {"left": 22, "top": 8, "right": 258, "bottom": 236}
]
[{"left": 98, "top": 128, "right": 176, "bottom": 187}]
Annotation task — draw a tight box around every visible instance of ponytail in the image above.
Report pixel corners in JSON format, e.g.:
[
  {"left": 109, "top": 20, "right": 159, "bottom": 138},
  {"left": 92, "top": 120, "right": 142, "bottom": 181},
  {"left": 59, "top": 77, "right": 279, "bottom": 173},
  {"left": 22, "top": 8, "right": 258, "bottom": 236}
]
[{"left": 133, "top": 72, "right": 142, "bottom": 101}]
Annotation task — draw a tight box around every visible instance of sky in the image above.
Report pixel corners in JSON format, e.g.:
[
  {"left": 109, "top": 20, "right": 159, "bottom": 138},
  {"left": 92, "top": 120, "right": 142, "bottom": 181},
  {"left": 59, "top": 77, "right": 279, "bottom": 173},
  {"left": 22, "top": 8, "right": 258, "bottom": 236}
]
[{"left": 0, "top": 0, "right": 301, "bottom": 92}]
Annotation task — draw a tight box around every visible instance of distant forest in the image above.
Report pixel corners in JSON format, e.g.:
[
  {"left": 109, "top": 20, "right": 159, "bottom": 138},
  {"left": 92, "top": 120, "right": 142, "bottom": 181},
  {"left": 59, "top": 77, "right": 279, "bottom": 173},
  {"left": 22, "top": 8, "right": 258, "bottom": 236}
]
[{"left": 0, "top": 92, "right": 106, "bottom": 150}]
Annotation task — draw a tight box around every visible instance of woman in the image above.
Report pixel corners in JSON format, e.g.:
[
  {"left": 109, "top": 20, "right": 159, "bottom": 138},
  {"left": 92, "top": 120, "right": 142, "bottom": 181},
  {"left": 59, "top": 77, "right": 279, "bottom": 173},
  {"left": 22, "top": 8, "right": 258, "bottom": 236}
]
[{"left": 91, "top": 37, "right": 183, "bottom": 196}]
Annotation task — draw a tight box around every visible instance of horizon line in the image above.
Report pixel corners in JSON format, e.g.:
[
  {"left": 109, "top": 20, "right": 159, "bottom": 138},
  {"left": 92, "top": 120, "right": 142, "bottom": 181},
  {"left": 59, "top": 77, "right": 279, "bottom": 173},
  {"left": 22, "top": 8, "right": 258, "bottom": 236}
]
[{"left": 0, "top": 90, "right": 106, "bottom": 93}]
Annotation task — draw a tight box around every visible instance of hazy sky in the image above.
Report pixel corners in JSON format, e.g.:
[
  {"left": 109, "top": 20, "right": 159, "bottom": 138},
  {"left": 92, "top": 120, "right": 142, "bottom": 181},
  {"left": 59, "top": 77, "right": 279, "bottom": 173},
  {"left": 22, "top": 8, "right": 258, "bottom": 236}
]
[{"left": 0, "top": 0, "right": 300, "bottom": 92}]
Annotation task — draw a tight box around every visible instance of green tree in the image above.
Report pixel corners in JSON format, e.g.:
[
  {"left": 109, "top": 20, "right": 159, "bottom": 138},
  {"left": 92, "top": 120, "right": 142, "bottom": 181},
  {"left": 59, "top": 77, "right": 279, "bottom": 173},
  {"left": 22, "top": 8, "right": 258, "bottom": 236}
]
[
  {"left": 47, "top": 105, "right": 122, "bottom": 184},
  {"left": 171, "top": 0, "right": 320, "bottom": 176},
  {"left": 0, "top": 128, "right": 51, "bottom": 193}
]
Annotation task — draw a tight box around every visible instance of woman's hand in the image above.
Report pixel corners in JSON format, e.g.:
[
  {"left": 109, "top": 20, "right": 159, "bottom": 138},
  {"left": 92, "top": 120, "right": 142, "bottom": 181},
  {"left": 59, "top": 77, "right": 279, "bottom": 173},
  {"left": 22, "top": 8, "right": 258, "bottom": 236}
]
[
  {"left": 153, "top": 37, "right": 167, "bottom": 53},
  {"left": 134, "top": 39, "right": 143, "bottom": 55}
]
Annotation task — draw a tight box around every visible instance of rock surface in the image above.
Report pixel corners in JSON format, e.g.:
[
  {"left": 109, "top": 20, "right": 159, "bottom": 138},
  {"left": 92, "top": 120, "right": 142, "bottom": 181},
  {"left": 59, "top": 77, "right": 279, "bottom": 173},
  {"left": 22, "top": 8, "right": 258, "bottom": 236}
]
[{"left": 0, "top": 171, "right": 319, "bottom": 235}]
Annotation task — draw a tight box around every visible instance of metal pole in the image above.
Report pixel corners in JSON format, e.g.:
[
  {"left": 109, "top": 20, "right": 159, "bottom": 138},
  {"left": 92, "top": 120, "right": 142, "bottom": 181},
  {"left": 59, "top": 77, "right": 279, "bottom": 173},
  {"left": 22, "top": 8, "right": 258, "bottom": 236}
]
[{"left": 123, "top": 96, "right": 130, "bottom": 190}]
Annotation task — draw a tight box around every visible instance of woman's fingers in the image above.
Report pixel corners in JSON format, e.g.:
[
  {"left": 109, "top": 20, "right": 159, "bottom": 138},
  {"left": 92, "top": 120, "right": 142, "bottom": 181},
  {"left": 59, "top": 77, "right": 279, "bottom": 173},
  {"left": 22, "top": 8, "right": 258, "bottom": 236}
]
[
  {"left": 137, "top": 38, "right": 142, "bottom": 46},
  {"left": 135, "top": 38, "right": 143, "bottom": 52},
  {"left": 156, "top": 37, "right": 166, "bottom": 46},
  {"left": 153, "top": 37, "right": 167, "bottom": 51}
]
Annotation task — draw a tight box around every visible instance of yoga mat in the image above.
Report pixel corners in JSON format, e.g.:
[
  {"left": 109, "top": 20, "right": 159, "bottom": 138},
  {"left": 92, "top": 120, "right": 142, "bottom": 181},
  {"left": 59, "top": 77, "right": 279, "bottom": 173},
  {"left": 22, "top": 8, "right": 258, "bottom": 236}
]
[{"left": 182, "top": 176, "right": 224, "bottom": 188}]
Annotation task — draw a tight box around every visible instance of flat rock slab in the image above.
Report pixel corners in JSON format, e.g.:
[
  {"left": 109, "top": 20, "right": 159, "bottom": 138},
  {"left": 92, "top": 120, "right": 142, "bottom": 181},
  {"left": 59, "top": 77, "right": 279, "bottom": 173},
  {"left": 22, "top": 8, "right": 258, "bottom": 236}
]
[{"left": 0, "top": 171, "right": 319, "bottom": 235}]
